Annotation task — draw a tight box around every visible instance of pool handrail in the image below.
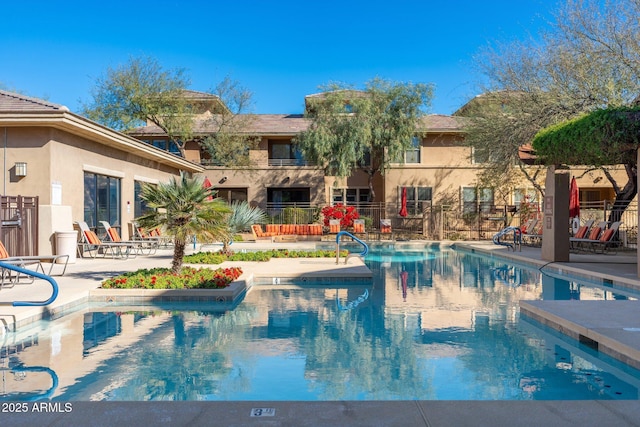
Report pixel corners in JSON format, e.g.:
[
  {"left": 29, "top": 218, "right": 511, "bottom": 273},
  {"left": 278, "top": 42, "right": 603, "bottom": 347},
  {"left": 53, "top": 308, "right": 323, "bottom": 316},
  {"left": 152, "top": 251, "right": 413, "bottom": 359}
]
[
  {"left": 0, "top": 261, "right": 59, "bottom": 306},
  {"left": 2, "top": 366, "right": 59, "bottom": 401},
  {"left": 336, "top": 230, "right": 369, "bottom": 264},
  {"left": 492, "top": 226, "right": 522, "bottom": 252}
]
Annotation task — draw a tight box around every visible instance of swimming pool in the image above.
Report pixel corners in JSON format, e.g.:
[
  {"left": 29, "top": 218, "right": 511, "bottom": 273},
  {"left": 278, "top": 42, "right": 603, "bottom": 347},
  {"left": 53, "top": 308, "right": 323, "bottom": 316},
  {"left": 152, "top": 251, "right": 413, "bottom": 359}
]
[{"left": 2, "top": 246, "right": 640, "bottom": 401}]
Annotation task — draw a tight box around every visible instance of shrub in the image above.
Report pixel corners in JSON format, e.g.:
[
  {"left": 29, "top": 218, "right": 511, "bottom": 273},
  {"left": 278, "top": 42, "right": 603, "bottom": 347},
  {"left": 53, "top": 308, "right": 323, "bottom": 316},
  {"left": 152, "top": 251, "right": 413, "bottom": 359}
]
[
  {"left": 321, "top": 203, "right": 359, "bottom": 228},
  {"left": 101, "top": 266, "right": 242, "bottom": 289},
  {"left": 183, "top": 249, "right": 348, "bottom": 264}
]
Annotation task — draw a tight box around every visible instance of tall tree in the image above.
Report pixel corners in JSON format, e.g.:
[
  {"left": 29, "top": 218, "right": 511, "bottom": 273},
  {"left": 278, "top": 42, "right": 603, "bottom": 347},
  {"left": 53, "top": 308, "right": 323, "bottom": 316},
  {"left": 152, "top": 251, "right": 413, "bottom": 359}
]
[
  {"left": 462, "top": 0, "right": 640, "bottom": 200},
  {"left": 81, "top": 56, "right": 194, "bottom": 156},
  {"left": 199, "top": 76, "right": 258, "bottom": 166},
  {"left": 136, "top": 172, "right": 231, "bottom": 274},
  {"left": 296, "top": 78, "right": 433, "bottom": 202}
]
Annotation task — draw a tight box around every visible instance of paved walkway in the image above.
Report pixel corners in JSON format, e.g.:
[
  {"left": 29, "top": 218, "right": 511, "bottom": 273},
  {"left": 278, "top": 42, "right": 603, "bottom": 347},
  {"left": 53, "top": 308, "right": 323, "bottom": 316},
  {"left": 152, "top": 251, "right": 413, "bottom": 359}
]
[{"left": 3, "top": 240, "right": 640, "bottom": 426}]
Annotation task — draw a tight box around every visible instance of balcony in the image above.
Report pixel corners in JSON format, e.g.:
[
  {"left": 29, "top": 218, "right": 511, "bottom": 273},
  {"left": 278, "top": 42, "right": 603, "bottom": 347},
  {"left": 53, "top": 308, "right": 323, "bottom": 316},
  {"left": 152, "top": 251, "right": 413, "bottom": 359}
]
[{"left": 267, "top": 158, "right": 316, "bottom": 167}]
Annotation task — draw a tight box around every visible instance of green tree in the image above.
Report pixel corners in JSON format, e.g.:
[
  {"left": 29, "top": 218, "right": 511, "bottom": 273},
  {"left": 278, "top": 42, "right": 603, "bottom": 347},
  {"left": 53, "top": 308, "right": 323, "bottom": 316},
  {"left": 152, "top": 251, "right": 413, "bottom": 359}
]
[
  {"left": 462, "top": 0, "right": 640, "bottom": 198},
  {"left": 199, "top": 77, "right": 259, "bottom": 166},
  {"left": 296, "top": 78, "right": 434, "bottom": 201},
  {"left": 533, "top": 107, "right": 640, "bottom": 222},
  {"left": 81, "top": 55, "right": 194, "bottom": 156},
  {"left": 136, "top": 172, "right": 231, "bottom": 273}
]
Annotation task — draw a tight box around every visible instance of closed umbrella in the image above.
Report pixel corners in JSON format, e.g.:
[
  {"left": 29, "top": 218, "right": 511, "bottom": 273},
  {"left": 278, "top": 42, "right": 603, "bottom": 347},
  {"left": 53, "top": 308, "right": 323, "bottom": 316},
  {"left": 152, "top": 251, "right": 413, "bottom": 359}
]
[
  {"left": 203, "top": 176, "right": 213, "bottom": 201},
  {"left": 399, "top": 187, "right": 408, "bottom": 217},
  {"left": 400, "top": 270, "right": 408, "bottom": 301},
  {"left": 569, "top": 177, "right": 580, "bottom": 219}
]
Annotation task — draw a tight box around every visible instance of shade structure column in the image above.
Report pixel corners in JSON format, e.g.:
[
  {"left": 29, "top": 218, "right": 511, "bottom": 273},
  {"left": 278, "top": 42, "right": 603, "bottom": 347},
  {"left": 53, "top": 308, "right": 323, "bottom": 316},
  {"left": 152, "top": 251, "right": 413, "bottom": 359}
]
[{"left": 541, "top": 166, "right": 570, "bottom": 262}]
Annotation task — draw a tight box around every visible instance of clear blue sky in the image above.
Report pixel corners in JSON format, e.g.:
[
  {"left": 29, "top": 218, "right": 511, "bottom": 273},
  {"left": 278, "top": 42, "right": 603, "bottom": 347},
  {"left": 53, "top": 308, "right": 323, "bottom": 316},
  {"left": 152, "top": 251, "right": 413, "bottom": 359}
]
[{"left": 1, "top": 0, "right": 556, "bottom": 116}]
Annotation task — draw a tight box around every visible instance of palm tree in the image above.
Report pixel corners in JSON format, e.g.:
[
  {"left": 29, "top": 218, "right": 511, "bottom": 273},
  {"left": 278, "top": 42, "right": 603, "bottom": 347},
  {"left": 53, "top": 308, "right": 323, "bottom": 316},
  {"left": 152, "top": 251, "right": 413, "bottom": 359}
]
[
  {"left": 136, "top": 172, "right": 231, "bottom": 273},
  {"left": 221, "top": 201, "right": 267, "bottom": 253}
]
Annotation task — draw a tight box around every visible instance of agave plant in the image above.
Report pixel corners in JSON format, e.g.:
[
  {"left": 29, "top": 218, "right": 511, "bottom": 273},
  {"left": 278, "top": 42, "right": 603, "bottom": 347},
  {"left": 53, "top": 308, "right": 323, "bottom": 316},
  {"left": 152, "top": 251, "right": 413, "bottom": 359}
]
[
  {"left": 136, "top": 172, "right": 231, "bottom": 273},
  {"left": 221, "top": 201, "right": 267, "bottom": 253}
]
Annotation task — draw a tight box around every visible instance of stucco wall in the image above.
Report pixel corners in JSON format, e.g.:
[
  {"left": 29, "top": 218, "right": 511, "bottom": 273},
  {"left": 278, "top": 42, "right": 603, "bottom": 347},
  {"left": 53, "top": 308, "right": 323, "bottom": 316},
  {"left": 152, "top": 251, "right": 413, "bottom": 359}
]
[{"left": 0, "top": 126, "right": 187, "bottom": 254}]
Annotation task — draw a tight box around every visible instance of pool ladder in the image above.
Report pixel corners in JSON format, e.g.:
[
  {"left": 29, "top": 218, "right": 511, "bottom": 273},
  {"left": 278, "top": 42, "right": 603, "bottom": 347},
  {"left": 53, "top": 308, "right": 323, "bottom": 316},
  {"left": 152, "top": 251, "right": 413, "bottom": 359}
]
[
  {"left": 336, "top": 231, "right": 369, "bottom": 264},
  {"left": 492, "top": 226, "right": 522, "bottom": 252},
  {"left": 0, "top": 261, "right": 59, "bottom": 306}
]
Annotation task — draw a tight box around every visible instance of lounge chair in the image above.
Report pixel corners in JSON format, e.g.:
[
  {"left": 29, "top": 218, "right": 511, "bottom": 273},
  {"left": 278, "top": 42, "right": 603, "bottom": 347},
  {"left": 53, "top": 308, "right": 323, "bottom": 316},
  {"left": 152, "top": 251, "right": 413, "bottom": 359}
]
[
  {"left": 251, "top": 224, "right": 277, "bottom": 241},
  {"left": 0, "top": 241, "right": 68, "bottom": 287},
  {"left": 75, "top": 221, "right": 136, "bottom": 259},
  {"left": 353, "top": 219, "right": 365, "bottom": 234},
  {"left": 379, "top": 219, "right": 393, "bottom": 240},
  {"left": 329, "top": 219, "right": 341, "bottom": 234},
  {"left": 571, "top": 221, "right": 622, "bottom": 253},
  {"left": 100, "top": 221, "right": 157, "bottom": 255},
  {"left": 0, "top": 240, "right": 69, "bottom": 276},
  {"left": 520, "top": 219, "right": 542, "bottom": 247},
  {"left": 130, "top": 221, "right": 173, "bottom": 248}
]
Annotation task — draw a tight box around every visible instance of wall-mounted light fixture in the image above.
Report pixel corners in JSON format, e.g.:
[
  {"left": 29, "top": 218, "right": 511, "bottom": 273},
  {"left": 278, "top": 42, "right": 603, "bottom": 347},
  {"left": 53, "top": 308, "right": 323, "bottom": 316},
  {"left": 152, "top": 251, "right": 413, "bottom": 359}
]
[
  {"left": 219, "top": 176, "right": 228, "bottom": 184},
  {"left": 282, "top": 176, "right": 290, "bottom": 184},
  {"left": 15, "top": 162, "right": 27, "bottom": 177},
  {"left": 593, "top": 176, "right": 603, "bottom": 184}
]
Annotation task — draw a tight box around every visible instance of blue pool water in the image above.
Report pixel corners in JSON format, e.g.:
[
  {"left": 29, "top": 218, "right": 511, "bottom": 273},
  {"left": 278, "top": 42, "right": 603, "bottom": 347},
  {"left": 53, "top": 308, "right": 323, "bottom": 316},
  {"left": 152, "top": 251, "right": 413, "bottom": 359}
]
[{"left": 2, "top": 246, "right": 640, "bottom": 401}]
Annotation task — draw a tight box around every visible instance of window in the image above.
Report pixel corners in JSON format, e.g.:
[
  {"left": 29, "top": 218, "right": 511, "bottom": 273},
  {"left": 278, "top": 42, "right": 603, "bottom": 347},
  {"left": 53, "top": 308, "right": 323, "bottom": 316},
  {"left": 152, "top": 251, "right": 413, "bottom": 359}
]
[
  {"left": 216, "top": 188, "right": 248, "bottom": 203},
  {"left": 267, "top": 187, "right": 310, "bottom": 209},
  {"left": 471, "top": 147, "right": 492, "bottom": 164},
  {"left": 405, "top": 137, "right": 421, "bottom": 164},
  {"left": 84, "top": 172, "right": 121, "bottom": 230},
  {"left": 268, "top": 140, "right": 306, "bottom": 166},
  {"left": 513, "top": 188, "right": 538, "bottom": 209},
  {"left": 332, "top": 188, "right": 371, "bottom": 206},
  {"left": 399, "top": 186, "right": 432, "bottom": 215},
  {"left": 134, "top": 181, "right": 153, "bottom": 218},
  {"left": 147, "top": 139, "right": 181, "bottom": 155},
  {"left": 462, "top": 187, "right": 494, "bottom": 214}
]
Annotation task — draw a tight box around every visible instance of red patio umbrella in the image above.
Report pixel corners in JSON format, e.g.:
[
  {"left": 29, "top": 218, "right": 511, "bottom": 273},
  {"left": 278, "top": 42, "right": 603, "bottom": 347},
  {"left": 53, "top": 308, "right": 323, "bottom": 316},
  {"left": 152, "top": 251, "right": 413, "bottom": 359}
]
[
  {"left": 203, "top": 176, "right": 213, "bottom": 200},
  {"left": 399, "top": 187, "right": 408, "bottom": 217},
  {"left": 569, "top": 176, "right": 580, "bottom": 219},
  {"left": 400, "top": 270, "right": 408, "bottom": 301}
]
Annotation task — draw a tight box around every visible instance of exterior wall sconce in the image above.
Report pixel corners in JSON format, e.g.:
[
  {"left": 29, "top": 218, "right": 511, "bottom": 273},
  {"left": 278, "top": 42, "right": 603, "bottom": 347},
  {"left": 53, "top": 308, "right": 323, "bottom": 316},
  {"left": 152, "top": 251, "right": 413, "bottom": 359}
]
[
  {"left": 219, "top": 176, "right": 228, "bottom": 184},
  {"left": 282, "top": 176, "right": 290, "bottom": 184},
  {"left": 15, "top": 162, "right": 27, "bottom": 177}
]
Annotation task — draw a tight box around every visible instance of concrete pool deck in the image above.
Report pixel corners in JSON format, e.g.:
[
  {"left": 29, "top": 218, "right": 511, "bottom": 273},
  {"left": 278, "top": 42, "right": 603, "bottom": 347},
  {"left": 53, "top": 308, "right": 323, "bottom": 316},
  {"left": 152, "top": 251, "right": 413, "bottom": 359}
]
[{"left": 3, "top": 240, "right": 640, "bottom": 426}]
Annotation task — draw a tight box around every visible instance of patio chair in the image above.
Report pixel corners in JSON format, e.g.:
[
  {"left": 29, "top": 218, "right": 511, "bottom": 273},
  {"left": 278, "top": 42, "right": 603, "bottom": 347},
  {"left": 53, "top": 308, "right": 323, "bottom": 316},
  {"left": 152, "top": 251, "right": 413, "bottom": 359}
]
[
  {"left": 520, "top": 219, "right": 542, "bottom": 247},
  {"left": 329, "top": 219, "right": 341, "bottom": 234},
  {"left": 353, "top": 219, "right": 365, "bottom": 234},
  {"left": 379, "top": 219, "right": 393, "bottom": 240},
  {"left": 251, "top": 224, "right": 277, "bottom": 241},
  {"left": 570, "top": 221, "right": 621, "bottom": 253},
  {"left": 100, "top": 221, "right": 157, "bottom": 255},
  {"left": 0, "top": 240, "right": 69, "bottom": 277},
  {"left": 75, "top": 221, "right": 136, "bottom": 259},
  {"left": 130, "top": 221, "right": 173, "bottom": 248}
]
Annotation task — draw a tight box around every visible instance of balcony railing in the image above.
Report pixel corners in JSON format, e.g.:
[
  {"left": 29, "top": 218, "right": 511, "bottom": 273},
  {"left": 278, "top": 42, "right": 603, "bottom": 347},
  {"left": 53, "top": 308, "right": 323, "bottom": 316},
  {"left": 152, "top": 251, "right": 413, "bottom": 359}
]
[
  {"left": 200, "top": 158, "right": 317, "bottom": 167},
  {"left": 267, "top": 158, "right": 316, "bottom": 167}
]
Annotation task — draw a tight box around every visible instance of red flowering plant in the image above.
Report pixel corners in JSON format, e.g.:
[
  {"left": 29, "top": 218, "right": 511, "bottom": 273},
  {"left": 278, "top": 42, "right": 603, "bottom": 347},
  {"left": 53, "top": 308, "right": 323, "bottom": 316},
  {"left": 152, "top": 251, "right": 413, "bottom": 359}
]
[
  {"left": 101, "top": 266, "right": 243, "bottom": 290},
  {"left": 321, "top": 203, "right": 360, "bottom": 228}
]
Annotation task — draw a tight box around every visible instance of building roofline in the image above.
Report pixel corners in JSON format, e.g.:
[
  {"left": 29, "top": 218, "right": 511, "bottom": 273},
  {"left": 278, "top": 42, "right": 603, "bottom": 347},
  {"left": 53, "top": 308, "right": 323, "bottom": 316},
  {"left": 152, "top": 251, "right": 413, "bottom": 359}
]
[{"left": 0, "top": 109, "right": 203, "bottom": 172}]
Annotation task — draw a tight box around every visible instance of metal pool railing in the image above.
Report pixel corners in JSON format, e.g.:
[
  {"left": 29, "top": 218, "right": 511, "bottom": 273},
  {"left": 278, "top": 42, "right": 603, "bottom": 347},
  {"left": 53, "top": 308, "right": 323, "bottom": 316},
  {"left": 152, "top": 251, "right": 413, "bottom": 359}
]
[
  {"left": 0, "top": 261, "right": 59, "bottom": 307},
  {"left": 336, "top": 231, "right": 369, "bottom": 264}
]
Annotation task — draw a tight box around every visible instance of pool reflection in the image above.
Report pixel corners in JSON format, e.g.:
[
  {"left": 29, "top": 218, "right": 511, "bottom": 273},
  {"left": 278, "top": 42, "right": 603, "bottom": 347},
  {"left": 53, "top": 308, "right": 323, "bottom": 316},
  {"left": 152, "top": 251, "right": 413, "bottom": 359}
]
[{"left": 1, "top": 247, "right": 639, "bottom": 401}]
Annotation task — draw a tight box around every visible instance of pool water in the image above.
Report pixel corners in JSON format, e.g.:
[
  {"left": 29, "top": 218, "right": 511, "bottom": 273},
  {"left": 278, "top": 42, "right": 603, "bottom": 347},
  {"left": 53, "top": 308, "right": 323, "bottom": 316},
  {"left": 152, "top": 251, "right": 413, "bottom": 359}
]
[{"left": 2, "top": 246, "right": 640, "bottom": 401}]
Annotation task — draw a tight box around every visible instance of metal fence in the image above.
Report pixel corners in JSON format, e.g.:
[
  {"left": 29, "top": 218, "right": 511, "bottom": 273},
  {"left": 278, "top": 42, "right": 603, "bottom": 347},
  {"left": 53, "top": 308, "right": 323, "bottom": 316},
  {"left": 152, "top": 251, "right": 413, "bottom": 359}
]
[
  {"left": 260, "top": 200, "right": 638, "bottom": 248},
  {"left": 0, "top": 195, "right": 39, "bottom": 256}
]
